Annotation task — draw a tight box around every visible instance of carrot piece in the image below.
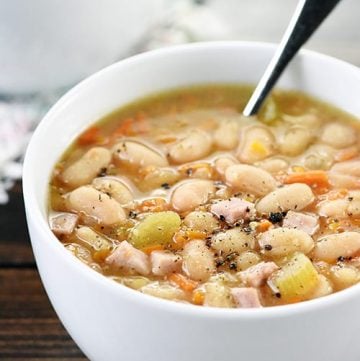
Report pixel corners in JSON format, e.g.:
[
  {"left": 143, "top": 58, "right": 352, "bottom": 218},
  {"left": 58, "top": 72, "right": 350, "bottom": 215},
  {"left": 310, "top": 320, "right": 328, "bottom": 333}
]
[
  {"left": 170, "top": 231, "right": 188, "bottom": 251},
  {"left": 335, "top": 146, "right": 359, "bottom": 162},
  {"left": 137, "top": 198, "right": 169, "bottom": 213},
  {"left": 168, "top": 273, "right": 198, "bottom": 292},
  {"left": 257, "top": 220, "right": 272, "bottom": 233},
  {"left": 185, "top": 230, "right": 207, "bottom": 240},
  {"left": 283, "top": 170, "right": 330, "bottom": 189},
  {"left": 114, "top": 117, "right": 135, "bottom": 136},
  {"left": 141, "top": 244, "right": 165, "bottom": 255},
  {"left": 77, "top": 126, "right": 101, "bottom": 145},
  {"left": 192, "top": 290, "right": 205, "bottom": 305}
]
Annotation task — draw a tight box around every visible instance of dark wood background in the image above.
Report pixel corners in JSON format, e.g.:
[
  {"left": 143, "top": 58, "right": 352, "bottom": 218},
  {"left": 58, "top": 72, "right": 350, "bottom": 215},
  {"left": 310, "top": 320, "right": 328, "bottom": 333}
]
[{"left": 0, "top": 182, "right": 87, "bottom": 360}]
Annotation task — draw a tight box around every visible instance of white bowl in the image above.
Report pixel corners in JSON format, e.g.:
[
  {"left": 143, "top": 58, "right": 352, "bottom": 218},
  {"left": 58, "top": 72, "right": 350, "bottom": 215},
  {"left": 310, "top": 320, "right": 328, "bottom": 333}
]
[{"left": 23, "top": 42, "right": 360, "bottom": 361}]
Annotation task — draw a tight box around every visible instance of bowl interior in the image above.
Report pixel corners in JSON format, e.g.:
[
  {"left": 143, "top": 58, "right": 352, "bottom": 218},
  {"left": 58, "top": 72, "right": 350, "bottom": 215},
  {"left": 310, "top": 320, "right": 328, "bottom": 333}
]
[{"left": 23, "top": 42, "right": 360, "bottom": 312}]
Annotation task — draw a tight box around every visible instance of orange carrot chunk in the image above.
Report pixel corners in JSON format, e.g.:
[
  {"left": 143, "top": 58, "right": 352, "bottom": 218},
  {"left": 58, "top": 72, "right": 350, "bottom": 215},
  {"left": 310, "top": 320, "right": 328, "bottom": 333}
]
[
  {"left": 284, "top": 170, "right": 330, "bottom": 189},
  {"left": 168, "top": 273, "right": 198, "bottom": 292},
  {"left": 77, "top": 126, "right": 101, "bottom": 145}
]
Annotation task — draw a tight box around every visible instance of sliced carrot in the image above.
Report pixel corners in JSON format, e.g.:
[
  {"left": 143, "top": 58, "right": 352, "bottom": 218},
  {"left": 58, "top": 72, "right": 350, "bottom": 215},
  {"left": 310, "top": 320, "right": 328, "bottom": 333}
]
[
  {"left": 170, "top": 231, "right": 188, "bottom": 251},
  {"left": 77, "top": 126, "right": 101, "bottom": 145},
  {"left": 192, "top": 290, "right": 205, "bottom": 305},
  {"left": 137, "top": 198, "right": 169, "bottom": 213},
  {"left": 185, "top": 230, "right": 207, "bottom": 240},
  {"left": 141, "top": 244, "right": 165, "bottom": 255},
  {"left": 283, "top": 170, "right": 330, "bottom": 189},
  {"left": 168, "top": 273, "right": 198, "bottom": 292},
  {"left": 257, "top": 219, "right": 272, "bottom": 233},
  {"left": 335, "top": 146, "right": 359, "bottom": 162},
  {"left": 114, "top": 117, "right": 136, "bottom": 136}
]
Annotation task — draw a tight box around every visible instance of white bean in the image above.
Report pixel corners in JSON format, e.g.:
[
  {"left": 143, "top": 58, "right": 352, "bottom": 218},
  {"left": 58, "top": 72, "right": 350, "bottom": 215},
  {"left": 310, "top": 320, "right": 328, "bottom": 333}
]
[
  {"left": 235, "top": 251, "right": 261, "bottom": 271},
  {"left": 331, "top": 160, "right": 360, "bottom": 177},
  {"left": 256, "top": 183, "right": 314, "bottom": 214},
  {"left": 214, "top": 157, "right": 237, "bottom": 177},
  {"left": 92, "top": 177, "right": 133, "bottom": 206},
  {"left": 236, "top": 126, "right": 275, "bottom": 163},
  {"left": 330, "top": 265, "right": 360, "bottom": 290},
  {"left": 68, "top": 186, "right": 126, "bottom": 225},
  {"left": 302, "top": 144, "right": 335, "bottom": 170},
  {"left": 317, "top": 199, "right": 349, "bottom": 218},
  {"left": 256, "top": 157, "right": 289, "bottom": 174},
  {"left": 283, "top": 113, "right": 321, "bottom": 128},
  {"left": 184, "top": 211, "right": 219, "bottom": 233},
  {"left": 204, "top": 282, "right": 234, "bottom": 308},
  {"left": 225, "top": 164, "right": 276, "bottom": 197},
  {"left": 313, "top": 232, "right": 360, "bottom": 262},
  {"left": 61, "top": 147, "right": 111, "bottom": 188},
  {"left": 113, "top": 141, "right": 168, "bottom": 168},
  {"left": 321, "top": 122, "right": 357, "bottom": 149},
  {"left": 280, "top": 127, "right": 312, "bottom": 156},
  {"left": 75, "top": 226, "right": 111, "bottom": 252},
  {"left": 348, "top": 191, "right": 360, "bottom": 216},
  {"left": 211, "top": 228, "right": 255, "bottom": 255},
  {"left": 214, "top": 120, "right": 239, "bottom": 150},
  {"left": 171, "top": 180, "right": 214, "bottom": 213},
  {"left": 329, "top": 173, "right": 360, "bottom": 189},
  {"left": 182, "top": 240, "right": 215, "bottom": 281},
  {"left": 258, "top": 228, "right": 314, "bottom": 257},
  {"left": 168, "top": 129, "right": 212, "bottom": 164}
]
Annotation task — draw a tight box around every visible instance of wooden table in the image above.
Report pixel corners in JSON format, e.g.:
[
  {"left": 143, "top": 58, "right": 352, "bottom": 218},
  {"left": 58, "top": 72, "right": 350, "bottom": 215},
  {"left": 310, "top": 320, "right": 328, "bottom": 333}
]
[{"left": 0, "top": 182, "right": 87, "bottom": 360}]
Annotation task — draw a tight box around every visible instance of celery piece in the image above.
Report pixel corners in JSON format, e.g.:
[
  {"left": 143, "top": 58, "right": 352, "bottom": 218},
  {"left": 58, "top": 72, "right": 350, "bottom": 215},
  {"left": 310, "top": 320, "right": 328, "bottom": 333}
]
[
  {"left": 270, "top": 252, "right": 319, "bottom": 301},
  {"left": 130, "top": 211, "right": 181, "bottom": 248}
]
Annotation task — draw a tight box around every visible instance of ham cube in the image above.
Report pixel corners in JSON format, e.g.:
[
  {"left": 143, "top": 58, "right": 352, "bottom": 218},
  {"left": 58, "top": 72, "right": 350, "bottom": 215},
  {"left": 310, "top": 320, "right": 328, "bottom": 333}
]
[
  {"left": 150, "top": 251, "right": 182, "bottom": 276},
  {"left": 50, "top": 212, "right": 78, "bottom": 235},
  {"left": 283, "top": 211, "right": 319, "bottom": 235},
  {"left": 210, "top": 198, "right": 255, "bottom": 224},
  {"left": 106, "top": 241, "right": 150, "bottom": 275},
  {"left": 239, "top": 261, "right": 278, "bottom": 287},
  {"left": 231, "top": 287, "right": 262, "bottom": 308}
]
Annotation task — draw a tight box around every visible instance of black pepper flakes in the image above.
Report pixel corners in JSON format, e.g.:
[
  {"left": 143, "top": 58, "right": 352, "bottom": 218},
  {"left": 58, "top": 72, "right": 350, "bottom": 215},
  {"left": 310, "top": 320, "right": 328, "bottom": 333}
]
[
  {"left": 129, "top": 210, "right": 138, "bottom": 219},
  {"left": 229, "top": 262, "right": 237, "bottom": 270},
  {"left": 269, "top": 212, "right": 284, "bottom": 224},
  {"left": 161, "top": 183, "right": 170, "bottom": 189},
  {"left": 264, "top": 244, "right": 273, "bottom": 251},
  {"left": 98, "top": 167, "right": 107, "bottom": 177}
]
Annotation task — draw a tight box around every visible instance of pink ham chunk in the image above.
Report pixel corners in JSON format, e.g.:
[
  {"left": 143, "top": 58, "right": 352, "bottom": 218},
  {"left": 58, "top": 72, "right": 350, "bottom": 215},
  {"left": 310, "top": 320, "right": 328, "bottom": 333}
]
[
  {"left": 210, "top": 198, "right": 255, "bottom": 224},
  {"left": 106, "top": 241, "right": 150, "bottom": 275},
  {"left": 150, "top": 251, "right": 182, "bottom": 276},
  {"left": 283, "top": 211, "right": 319, "bottom": 236},
  {"left": 239, "top": 261, "right": 279, "bottom": 287},
  {"left": 231, "top": 287, "right": 262, "bottom": 308},
  {"left": 50, "top": 212, "right": 78, "bottom": 235}
]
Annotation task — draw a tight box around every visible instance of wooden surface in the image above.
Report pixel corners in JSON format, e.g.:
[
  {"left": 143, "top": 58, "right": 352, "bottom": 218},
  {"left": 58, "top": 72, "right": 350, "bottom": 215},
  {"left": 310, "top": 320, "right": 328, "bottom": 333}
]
[{"left": 0, "top": 182, "right": 87, "bottom": 360}]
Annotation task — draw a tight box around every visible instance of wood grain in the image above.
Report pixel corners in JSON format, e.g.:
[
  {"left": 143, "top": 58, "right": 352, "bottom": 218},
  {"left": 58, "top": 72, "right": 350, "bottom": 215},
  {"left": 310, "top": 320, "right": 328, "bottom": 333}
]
[{"left": 0, "top": 183, "right": 87, "bottom": 360}]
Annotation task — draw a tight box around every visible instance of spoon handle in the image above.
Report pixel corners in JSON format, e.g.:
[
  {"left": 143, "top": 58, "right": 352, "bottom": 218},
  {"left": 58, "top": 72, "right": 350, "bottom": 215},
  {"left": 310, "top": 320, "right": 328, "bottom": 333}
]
[{"left": 243, "top": 0, "right": 342, "bottom": 116}]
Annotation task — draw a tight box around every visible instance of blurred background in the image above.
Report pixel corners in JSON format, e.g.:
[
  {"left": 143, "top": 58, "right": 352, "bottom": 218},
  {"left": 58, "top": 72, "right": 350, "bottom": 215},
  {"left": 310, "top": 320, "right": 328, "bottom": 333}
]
[
  {"left": 1, "top": 0, "right": 360, "bottom": 204},
  {"left": 0, "top": 0, "right": 359, "bottom": 358}
]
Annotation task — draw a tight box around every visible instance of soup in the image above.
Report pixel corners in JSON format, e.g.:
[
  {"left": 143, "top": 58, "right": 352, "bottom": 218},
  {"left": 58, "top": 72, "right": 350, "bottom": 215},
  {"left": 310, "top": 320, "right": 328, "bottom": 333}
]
[{"left": 48, "top": 85, "right": 360, "bottom": 308}]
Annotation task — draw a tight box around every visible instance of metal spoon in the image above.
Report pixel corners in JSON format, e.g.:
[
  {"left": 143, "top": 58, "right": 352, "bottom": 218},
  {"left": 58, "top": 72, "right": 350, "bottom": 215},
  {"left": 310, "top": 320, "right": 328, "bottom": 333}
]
[{"left": 243, "top": 0, "right": 342, "bottom": 116}]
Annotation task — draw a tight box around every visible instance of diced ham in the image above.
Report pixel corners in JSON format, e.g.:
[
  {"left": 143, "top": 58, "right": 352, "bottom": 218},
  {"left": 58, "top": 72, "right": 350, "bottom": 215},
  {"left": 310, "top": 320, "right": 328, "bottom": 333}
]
[
  {"left": 282, "top": 211, "right": 319, "bottom": 236},
  {"left": 210, "top": 198, "right": 255, "bottom": 224},
  {"left": 150, "top": 251, "right": 182, "bottom": 276},
  {"left": 239, "top": 261, "right": 278, "bottom": 287},
  {"left": 50, "top": 212, "right": 78, "bottom": 235},
  {"left": 106, "top": 241, "right": 150, "bottom": 275},
  {"left": 231, "top": 287, "right": 262, "bottom": 308}
]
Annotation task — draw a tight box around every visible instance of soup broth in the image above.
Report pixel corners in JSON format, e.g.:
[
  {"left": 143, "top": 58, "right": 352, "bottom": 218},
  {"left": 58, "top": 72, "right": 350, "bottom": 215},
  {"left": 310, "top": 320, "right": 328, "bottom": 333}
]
[{"left": 49, "top": 85, "right": 360, "bottom": 308}]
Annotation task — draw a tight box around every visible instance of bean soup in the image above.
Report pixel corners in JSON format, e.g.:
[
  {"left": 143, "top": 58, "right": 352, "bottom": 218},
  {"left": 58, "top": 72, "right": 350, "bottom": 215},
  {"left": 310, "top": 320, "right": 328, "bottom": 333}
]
[{"left": 49, "top": 85, "right": 360, "bottom": 308}]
